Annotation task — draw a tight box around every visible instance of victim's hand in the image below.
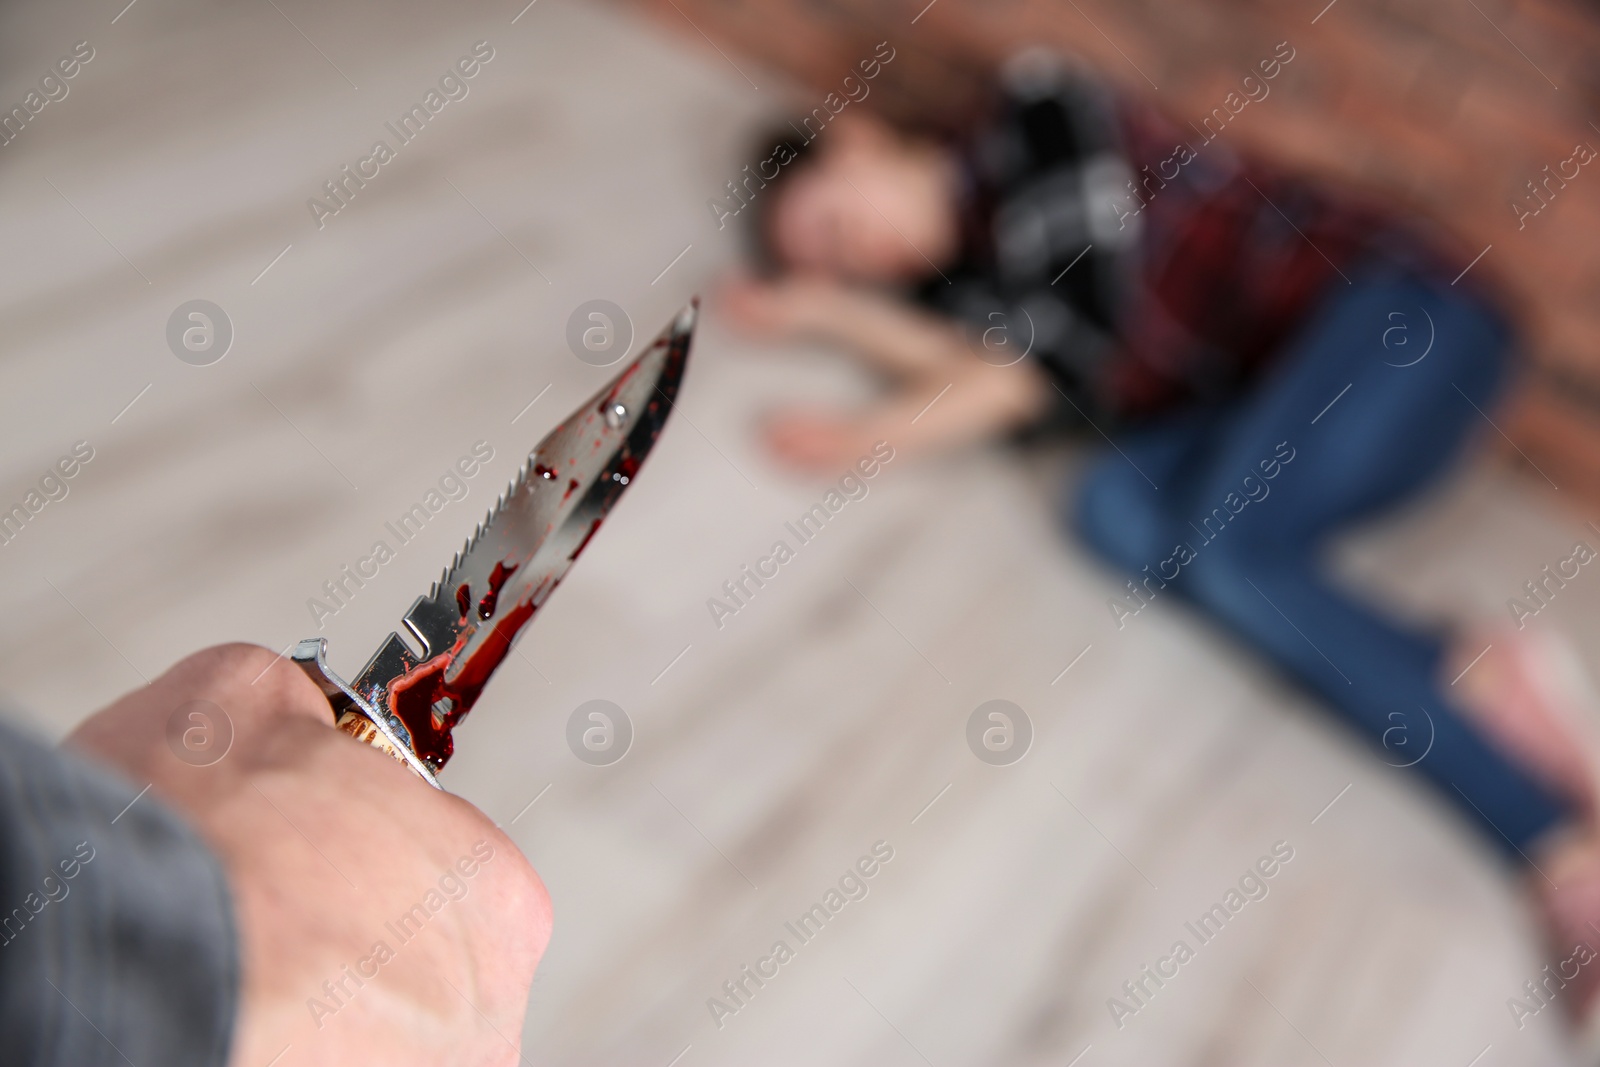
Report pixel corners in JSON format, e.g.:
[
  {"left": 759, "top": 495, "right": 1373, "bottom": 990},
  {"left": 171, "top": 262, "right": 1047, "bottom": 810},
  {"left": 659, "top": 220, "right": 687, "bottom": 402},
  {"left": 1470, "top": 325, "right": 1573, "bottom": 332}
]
[
  {"left": 717, "top": 271, "right": 842, "bottom": 340},
  {"left": 67, "top": 643, "right": 551, "bottom": 1067}
]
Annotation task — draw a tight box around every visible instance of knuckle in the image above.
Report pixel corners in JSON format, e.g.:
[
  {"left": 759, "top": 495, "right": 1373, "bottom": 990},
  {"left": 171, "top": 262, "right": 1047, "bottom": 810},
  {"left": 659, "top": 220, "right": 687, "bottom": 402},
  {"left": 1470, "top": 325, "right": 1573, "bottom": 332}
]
[
  {"left": 178, "top": 642, "right": 279, "bottom": 679},
  {"left": 165, "top": 643, "right": 329, "bottom": 724},
  {"left": 488, "top": 845, "right": 552, "bottom": 954}
]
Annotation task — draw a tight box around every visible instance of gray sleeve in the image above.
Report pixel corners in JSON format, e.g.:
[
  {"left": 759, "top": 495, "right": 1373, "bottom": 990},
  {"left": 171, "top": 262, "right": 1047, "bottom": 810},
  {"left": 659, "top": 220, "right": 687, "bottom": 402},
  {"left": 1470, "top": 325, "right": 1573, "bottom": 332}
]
[{"left": 0, "top": 717, "right": 238, "bottom": 1067}]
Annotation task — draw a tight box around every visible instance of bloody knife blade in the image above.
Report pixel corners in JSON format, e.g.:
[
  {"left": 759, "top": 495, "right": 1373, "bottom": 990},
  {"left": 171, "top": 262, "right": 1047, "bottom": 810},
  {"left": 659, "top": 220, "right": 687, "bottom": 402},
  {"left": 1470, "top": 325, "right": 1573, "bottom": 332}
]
[{"left": 292, "top": 301, "right": 696, "bottom": 787}]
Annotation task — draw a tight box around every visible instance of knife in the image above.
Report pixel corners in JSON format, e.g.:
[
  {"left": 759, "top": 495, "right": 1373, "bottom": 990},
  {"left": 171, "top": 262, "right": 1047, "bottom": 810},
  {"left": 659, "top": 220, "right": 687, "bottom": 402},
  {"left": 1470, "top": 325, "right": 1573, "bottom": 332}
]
[{"left": 291, "top": 301, "right": 696, "bottom": 788}]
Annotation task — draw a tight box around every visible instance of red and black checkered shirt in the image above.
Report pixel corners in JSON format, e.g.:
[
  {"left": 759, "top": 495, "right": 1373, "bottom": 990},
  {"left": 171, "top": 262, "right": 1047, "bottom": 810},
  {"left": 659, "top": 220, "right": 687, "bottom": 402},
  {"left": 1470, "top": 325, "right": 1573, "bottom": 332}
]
[
  {"left": 1107, "top": 102, "right": 1384, "bottom": 419},
  {"left": 917, "top": 57, "right": 1402, "bottom": 428}
]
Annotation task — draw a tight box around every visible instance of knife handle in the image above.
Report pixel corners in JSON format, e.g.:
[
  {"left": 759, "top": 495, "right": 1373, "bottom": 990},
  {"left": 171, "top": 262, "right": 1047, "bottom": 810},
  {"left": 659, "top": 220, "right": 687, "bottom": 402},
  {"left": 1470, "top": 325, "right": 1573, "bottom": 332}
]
[
  {"left": 291, "top": 639, "right": 442, "bottom": 788},
  {"left": 334, "top": 709, "right": 415, "bottom": 764}
]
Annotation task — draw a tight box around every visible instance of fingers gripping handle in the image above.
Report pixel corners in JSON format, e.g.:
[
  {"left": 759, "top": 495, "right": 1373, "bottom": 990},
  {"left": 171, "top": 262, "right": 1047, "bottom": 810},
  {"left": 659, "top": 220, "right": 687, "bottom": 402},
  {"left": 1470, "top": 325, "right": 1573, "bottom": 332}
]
[{"left": 291, "top": 639, "right": 441, "bottom": 788}]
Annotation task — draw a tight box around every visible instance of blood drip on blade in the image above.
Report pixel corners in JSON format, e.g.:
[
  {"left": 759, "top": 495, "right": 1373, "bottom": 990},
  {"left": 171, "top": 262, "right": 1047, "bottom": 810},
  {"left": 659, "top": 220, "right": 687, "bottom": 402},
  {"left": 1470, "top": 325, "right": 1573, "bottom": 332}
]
[
  {"left": 478, "top": 560, "right": 516, "bottom": 619},
  {"left": 387, "top": 559, "right": 537, "bottom": 770}
]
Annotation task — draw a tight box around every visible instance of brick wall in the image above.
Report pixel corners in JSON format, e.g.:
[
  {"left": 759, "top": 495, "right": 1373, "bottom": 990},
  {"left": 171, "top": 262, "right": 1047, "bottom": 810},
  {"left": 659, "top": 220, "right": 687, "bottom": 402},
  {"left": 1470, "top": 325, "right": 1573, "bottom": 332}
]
[{"left": 627, "top": 0, "right": 1600, "bottom": 502}]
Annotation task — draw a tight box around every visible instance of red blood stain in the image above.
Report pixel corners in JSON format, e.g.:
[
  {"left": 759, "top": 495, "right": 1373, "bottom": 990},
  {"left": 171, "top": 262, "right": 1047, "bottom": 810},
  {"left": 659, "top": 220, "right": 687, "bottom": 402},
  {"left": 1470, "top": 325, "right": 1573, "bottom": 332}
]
[
  {"left": 533, "top": 464, "right": 557, "bottom": 480},
  {"left": 568, "top": 517, "right": 602, "bottom": 561},
  {"left": 478, "top": 559, "right": 518, "bottom": 620},
  {"left": 455, "top": 584, "right": 471, "bottom": 619},
  {"left": 387, "top": 597, "right": 538, "bottom": 769},
  {"left": 601, "top": 359, "right": 643, "bottom": 408}
]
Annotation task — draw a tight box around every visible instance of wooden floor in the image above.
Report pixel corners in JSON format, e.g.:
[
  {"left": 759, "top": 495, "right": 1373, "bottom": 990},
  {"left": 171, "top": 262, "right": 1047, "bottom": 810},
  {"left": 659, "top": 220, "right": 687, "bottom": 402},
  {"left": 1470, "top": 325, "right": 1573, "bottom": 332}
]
[{"left": 1, "top": 2, "right": 1597, "bottom": 1064}]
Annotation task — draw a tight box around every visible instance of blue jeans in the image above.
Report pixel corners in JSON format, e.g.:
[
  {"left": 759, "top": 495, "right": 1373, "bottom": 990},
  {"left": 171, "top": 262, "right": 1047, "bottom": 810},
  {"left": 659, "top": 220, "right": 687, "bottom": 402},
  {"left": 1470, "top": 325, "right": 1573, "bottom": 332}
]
[{"left": 1073, "top": 257, "right": 1568, "bottom": 858}]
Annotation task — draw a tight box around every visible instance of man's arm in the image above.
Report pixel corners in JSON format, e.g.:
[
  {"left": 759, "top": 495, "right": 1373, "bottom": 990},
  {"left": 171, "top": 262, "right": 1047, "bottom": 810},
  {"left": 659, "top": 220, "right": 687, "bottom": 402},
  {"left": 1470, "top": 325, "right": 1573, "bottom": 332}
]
[
  {"left": 4, "top": 643, "right": 550, "bottom": 1067},
  {"left": 0, "top": 712, "right": 237, "bottom": 1067}
]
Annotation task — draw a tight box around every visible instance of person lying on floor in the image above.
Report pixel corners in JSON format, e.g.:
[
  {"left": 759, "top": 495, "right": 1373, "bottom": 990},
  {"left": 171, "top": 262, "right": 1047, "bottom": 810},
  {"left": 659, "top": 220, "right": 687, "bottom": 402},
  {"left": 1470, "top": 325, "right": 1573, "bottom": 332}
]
[{"left": 720, "top": 48, "right": 1600, "bottom": 1024}]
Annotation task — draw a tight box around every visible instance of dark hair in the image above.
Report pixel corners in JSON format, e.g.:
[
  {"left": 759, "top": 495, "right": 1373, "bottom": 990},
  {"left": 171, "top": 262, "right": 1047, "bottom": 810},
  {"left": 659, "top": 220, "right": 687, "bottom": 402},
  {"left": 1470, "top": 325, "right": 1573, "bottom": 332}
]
[{"left": 742, "top": 126, "right": 824, "bottom": 274}]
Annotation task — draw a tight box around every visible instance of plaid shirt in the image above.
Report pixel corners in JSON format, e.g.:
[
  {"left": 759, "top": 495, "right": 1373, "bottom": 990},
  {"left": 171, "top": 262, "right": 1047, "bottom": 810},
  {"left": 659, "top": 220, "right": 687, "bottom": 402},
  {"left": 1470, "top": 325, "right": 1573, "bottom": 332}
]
[{"left": 917, "top": 53, "right": 1389, "bottom": 428}]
